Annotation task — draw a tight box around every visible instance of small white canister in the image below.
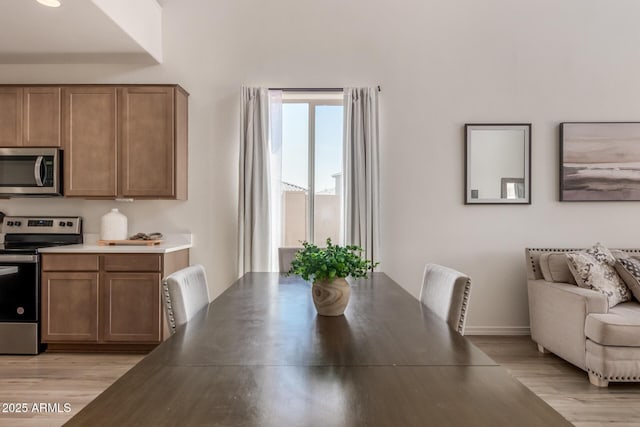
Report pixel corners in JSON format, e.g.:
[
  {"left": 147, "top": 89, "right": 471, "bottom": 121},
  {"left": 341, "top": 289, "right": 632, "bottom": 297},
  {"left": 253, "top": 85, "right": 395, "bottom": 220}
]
[{"left": 101, "top": 208, "right": 128, "bottom": 241}]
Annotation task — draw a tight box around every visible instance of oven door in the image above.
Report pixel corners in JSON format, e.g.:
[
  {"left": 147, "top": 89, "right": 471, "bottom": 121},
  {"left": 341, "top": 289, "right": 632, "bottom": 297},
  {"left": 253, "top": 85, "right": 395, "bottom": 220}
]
[
  {"left": 0, "top": 255, "right": 38, "bottom": 322},
  {"left": 0, "top": 148, "right": 61, "bottom": 196}
]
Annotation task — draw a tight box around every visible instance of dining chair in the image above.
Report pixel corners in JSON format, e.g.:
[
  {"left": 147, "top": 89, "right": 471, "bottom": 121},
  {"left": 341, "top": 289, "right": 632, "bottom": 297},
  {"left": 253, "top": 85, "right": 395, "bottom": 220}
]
[
  {"left": 162, "top": 264, "right": 211, "bottom": 334},
  {"left": 419, "top": 263, "right": 472, "bottom": 335},
  {"left": 278, "top": 247, "right": 302, "bottom": 273}
]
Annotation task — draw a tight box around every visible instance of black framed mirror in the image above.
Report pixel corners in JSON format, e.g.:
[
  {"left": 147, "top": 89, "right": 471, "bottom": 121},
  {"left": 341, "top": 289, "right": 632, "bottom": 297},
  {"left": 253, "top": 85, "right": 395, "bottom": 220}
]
[{"left": 465, "top": 123, "right": 531, "bottom": 204}]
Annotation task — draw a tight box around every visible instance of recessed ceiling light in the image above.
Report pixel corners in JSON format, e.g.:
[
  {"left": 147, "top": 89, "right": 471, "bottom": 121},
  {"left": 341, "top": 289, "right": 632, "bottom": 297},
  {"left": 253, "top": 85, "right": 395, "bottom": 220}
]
[{"left": 36, "top": 0, "right": 61, "bottom": 7}]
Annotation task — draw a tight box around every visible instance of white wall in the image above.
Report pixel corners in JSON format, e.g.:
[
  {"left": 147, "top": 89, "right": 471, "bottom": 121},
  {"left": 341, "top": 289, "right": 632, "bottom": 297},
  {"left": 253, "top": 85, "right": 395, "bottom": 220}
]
[
  {"left": 92, "top": 0, "right": 163, "bottom": 62},
  {"left": 2, "top": 0, "right": 640, "bottom": 331}
]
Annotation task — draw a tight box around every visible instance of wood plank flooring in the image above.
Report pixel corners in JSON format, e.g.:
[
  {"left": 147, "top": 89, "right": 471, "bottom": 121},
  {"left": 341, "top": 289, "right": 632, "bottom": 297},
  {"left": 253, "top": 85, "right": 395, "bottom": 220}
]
[
  {"left": 469, "top": 336, "right": 640, "bottom": 427},
  {"left": 0, "top": 337, "right": 638, "bottom": 426},
  {"left": 0, "top": 353, "right": 142, "bottom": 426}
]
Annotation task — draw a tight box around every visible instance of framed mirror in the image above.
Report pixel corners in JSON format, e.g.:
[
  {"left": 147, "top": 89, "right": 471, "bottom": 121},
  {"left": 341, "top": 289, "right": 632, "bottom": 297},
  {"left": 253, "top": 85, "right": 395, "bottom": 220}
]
[{"left": 465, "top": 123, "right": 531, "bottom": 204}]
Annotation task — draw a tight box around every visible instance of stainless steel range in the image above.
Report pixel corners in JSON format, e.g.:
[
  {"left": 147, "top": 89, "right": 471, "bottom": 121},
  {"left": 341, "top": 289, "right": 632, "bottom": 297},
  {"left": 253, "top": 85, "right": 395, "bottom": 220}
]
[{"left": 0, "top": 216, "right": 82, "bottom": 354}]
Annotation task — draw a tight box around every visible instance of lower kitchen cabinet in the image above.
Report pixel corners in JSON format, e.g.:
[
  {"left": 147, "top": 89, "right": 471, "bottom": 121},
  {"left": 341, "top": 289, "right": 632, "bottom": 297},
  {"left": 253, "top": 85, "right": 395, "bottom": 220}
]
[
  {"left": 41, "top": 272, "right": 99, "bottom": 342},
  {"left": 40, "top": 250, "right": 189, "bottom": 352},
  {"left": 101, "top": 272, "right": 161, "bottom": 342}
]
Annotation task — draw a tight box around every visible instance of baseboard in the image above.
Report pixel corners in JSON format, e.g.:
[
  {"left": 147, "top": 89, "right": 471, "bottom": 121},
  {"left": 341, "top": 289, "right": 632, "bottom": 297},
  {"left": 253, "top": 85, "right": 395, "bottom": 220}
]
[{"left": 464, "top": 326, "right": 530, "bottom": 336}]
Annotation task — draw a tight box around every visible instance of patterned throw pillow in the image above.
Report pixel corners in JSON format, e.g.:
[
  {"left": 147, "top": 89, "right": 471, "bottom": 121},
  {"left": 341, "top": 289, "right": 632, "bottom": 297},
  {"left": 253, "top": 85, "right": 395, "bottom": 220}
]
[
  {"left": 566, "top": 243, "right": 632, "bottom": 308},
  {"left": 615, "top": 258, "right": 640, "bottom": 303}
]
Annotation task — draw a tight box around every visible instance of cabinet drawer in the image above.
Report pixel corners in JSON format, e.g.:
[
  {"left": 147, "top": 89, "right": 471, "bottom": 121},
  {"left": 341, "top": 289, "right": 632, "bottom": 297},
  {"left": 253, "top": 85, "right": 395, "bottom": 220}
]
[
  {"left": 103, "top": 254, "right": 161, "bottom": 272},
  {"left": 42, "top": 254, "right": 99, "bottom": 272}
]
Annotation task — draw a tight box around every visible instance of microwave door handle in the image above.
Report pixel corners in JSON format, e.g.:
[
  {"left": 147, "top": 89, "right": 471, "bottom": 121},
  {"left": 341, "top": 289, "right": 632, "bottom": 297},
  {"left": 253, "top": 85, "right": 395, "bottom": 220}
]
[{"left": 34, "top": 156, "right": 44, "bottom": 186}]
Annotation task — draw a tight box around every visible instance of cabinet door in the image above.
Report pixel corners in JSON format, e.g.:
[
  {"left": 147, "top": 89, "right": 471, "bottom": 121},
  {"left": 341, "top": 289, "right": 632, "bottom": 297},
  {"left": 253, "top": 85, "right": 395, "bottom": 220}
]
[
  {"left": 23, "top": 87, "right": 61, "bottom": 147},
  {"left": 41, "top": 272, "right": 99, "bottom": 342},
  {"left": 0, "top": 87, "right": 23, "bottom": 146},
  {"left": 63, "top": 87, "right": 117, "bottom": 197},
  {"left": 119, "top": 87, "right": 175, "bottom": 198},
  {"left": 101, "top": 272, "right": 162, "bottom": 343}
]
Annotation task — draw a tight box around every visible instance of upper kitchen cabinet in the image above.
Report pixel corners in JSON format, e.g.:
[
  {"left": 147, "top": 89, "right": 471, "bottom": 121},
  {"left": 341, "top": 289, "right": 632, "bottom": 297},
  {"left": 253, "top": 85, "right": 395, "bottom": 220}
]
[
  {"left": 62, "top": 84, "right": 188, "bottom": 200},
  {"left": 0, "top": 87, "right": 61, "bottom": 147},
  {"left": 119, "top": 87, "right": 188, "bottom": 199},
  {"left": 64, "top": 87, "right": 118, "bottom": 197},
  {"left": 0, "top": 88, "right": 22, "bottom": 146},
  {"left": 23, "top": 87, "right": 62, "bottom": 147}
]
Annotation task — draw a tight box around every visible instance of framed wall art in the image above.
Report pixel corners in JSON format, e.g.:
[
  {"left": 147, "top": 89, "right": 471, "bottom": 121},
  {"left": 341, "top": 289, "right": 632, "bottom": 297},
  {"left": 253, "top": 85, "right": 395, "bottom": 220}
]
[{"left": 560, "top": 122, "right": 640, "bottom": 201}]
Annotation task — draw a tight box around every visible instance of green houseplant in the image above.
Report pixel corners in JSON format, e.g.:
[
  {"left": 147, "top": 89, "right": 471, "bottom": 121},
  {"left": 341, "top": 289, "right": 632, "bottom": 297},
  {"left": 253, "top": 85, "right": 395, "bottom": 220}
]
[{"left": 288, "top": 239, "right": 378, "bottom": 316}]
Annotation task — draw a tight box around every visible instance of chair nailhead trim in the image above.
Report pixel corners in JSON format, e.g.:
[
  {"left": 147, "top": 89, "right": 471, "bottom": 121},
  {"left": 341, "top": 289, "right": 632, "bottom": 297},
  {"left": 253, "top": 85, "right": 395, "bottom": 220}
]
[
  {"left": 457, "top": 278, "right": 471, "bottom": 334},
  {"left": 162, "top": 281, "right": 177, "bottom": 334}
]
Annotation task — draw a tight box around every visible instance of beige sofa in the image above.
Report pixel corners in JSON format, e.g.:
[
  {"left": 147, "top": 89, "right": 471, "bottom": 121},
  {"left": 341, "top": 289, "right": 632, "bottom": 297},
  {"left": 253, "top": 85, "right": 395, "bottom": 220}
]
[{"left": 526, "top": 247, "right": 640, "bottom": 387}]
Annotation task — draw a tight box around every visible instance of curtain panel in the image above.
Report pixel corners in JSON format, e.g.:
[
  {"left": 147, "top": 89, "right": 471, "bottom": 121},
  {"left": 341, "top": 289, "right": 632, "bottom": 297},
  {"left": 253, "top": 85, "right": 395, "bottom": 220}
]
[
  {"left": 238, "top": 87, "right": 271, "bottom": 275},
  {"left": 343, "top": 87, "right": 380, "bottom": 265}
]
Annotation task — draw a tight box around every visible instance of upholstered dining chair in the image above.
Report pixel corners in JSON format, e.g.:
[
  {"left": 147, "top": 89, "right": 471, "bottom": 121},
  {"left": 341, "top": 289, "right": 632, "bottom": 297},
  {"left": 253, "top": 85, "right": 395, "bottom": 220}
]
[
  {"left": 419, "top": 264, "right": 472, "bottom": 335},
  {"left": 162, "top": 264, "right": 211, "bottom": 335},
  {"left": 278, "top": 247, "right": 303, "bottom": 273}
]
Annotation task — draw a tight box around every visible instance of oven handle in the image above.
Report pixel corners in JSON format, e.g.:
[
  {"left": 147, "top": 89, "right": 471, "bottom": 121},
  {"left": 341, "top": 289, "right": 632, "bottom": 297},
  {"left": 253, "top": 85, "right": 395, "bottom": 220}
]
[
  {"left": 0, "top": 255, "right": 38, "bottom": 263},
  {"left": 0, "top": 266, "right": 18, "bottom": 276},
  {"left": 34, "top": 156, "right": 44, "bottom": 187}
]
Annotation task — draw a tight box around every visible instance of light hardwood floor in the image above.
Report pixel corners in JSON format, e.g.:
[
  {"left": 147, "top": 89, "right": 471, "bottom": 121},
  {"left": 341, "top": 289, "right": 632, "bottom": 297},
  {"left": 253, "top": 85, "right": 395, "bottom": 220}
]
[
  {"left": 1, "top": 337, "right": 639, "bottom": 426},
  {"left": 469, "top": 336, "right": 640, "bottom": 427},
  {"left": 0, "top": 352, "right": 143, "bottom": 426}
]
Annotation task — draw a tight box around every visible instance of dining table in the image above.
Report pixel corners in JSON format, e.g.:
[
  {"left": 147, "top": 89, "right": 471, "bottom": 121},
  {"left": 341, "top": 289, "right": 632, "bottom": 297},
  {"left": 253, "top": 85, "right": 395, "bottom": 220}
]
[{"left": 65, "top": 272, "right": 571, "bottom": 426}]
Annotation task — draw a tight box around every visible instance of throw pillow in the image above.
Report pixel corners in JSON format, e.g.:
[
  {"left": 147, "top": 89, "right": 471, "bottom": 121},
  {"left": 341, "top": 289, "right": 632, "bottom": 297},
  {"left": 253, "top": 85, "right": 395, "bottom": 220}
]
[
  {"left": 615, "top": 258, "right": 640, "bottom": 303},
  {"left": 539, "top": 253, "right": 577, "bottom": 284},
  {"left": 566, "top": 242, "right": 632, "bottom": 308}
]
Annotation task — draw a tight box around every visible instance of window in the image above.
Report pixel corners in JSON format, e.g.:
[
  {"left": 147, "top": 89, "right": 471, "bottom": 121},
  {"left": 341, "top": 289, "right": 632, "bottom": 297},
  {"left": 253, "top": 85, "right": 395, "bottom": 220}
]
[{"left": 272, "top": 91, "right": 344, "bottom": 268}]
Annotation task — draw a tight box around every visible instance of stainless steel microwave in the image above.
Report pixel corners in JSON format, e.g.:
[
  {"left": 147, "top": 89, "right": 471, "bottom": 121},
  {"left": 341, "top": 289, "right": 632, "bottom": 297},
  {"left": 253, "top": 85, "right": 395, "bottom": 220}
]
[{"left": 0, "top": 148, "right": 62, "bottom": 196}]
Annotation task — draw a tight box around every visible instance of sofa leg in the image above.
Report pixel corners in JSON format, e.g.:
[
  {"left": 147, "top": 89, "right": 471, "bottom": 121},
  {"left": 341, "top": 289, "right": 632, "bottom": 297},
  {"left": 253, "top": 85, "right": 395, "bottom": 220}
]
[
  {"left": 537, "top": 344, "right": 550, "bottom": 354},
  {"left": 588, "top": 372, "right": 609, "bottom": 387}
]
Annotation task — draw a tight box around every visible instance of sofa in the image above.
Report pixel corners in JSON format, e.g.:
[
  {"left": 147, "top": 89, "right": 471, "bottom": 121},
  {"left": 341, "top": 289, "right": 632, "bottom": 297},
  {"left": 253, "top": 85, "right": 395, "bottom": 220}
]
[{"left": 526, "top": 247, "right": 640, "bottom": 387}]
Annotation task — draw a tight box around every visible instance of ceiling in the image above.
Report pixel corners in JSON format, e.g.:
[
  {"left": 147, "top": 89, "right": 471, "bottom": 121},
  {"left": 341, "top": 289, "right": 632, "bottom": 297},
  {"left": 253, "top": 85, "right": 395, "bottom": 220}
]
[{"left": 0, "top": 0, "right": 162, "bottom": 64}]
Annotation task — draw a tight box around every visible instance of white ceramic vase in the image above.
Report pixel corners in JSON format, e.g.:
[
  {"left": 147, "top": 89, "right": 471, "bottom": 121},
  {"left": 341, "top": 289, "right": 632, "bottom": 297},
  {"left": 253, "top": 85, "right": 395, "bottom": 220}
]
[{"left": 101, "top": 208, "right": 128, "bottom": 241}]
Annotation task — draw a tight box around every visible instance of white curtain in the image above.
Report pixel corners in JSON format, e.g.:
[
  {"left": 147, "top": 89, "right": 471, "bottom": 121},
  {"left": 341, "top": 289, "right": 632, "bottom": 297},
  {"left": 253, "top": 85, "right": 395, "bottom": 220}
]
[
  {"left": 238, "top": 87, "right": 271, "bottom": 275},
  {"left": 343, "top": 87, "right": 380, "bottom": 265},
  {"left": 268, "top": 91, "right": 283, "bottom": 272}
]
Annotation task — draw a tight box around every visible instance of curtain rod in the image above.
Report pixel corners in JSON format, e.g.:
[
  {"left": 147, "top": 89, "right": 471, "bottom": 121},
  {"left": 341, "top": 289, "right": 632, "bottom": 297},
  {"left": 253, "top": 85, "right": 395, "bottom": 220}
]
[{"left": 268, "top": 86, "right": 381, "bottom": 92}]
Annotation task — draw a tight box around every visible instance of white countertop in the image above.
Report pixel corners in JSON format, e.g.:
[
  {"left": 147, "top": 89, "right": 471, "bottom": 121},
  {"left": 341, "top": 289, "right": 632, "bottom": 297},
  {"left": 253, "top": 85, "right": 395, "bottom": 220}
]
[{"left": 38, "top": 234, "right": 193, "bottom": 254}]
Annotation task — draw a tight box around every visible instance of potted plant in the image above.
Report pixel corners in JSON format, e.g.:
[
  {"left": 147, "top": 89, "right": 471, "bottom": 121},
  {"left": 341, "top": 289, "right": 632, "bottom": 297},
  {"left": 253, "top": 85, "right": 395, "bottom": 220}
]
[{"left": 288, "top": 238, "right": 378, "bottom": 316}]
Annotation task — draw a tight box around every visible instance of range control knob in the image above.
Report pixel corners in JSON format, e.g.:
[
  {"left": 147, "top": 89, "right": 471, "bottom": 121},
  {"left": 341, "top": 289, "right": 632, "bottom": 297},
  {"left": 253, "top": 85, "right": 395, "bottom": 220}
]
[
  {"left": 6, "top": 221, "right": 13, "bottom": 226},
  {"left": 59, "top": 221, "right": 66, "bottom": 227},
  {"left": 14, "top": 221, "right": 21, "bottom": 226},
  {"left": 66, "top": 221, "right": 73, "bottom": 227}
]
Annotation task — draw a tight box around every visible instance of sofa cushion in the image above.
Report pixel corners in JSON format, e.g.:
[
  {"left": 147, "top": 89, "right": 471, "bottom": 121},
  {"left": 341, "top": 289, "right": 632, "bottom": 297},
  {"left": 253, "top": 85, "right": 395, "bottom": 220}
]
[
  {"left": 585, "top": 302, "right": 640, "bottom": 346},
  {"left": 566, "top": 242, "right": 632, "bottom": 308},
  {"left": 539, "top": 253, "right": 577, "bottom": 284},
  {"left": 615, "top": 258, "right": 640, "bottom": 302}
]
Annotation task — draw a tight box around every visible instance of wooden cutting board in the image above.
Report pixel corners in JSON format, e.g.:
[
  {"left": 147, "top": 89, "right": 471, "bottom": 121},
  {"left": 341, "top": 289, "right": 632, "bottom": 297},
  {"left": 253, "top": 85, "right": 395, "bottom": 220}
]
[{"left": 97, "top": 239, "right": 164, "bottom": 246}]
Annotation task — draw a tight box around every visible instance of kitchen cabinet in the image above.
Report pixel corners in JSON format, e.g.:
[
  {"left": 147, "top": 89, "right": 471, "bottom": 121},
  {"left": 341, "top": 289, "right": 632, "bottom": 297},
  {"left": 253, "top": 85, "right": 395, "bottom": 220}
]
[
  {"left": 101, "top": 272, "right": 161, "bottom": 342},
  {"left": 0, "top": 88, "right": 22, "bottom": 146},
  {"left": 41, "top": 272, "right": 99, "bottom": 342},
  {"left": 0, "top": 84, "right": 187, "bottom": 199},
  {"left": 23, "top": 87, "right": 62, "bottom": 147},
  {"left": 41, "top": 250, "right": 189, "bottom": 352},
  {"left": 62, "top": 84, "right": 188, "bottom": 199},
  {"left": 0, "top": 86, "right": 61, "bottom": 147},
  {"left": 120, "top": 87, "right": 176, "bottom": 198},
  {"left": 63, "top": 87, "right": 118, "bottom": 197}
]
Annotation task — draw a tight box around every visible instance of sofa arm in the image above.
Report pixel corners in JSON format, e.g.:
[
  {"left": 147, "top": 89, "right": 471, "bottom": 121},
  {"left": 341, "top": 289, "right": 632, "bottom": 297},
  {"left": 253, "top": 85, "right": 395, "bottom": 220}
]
[{"left": 527, "top": 279, "right": 608, "bottom": 370}]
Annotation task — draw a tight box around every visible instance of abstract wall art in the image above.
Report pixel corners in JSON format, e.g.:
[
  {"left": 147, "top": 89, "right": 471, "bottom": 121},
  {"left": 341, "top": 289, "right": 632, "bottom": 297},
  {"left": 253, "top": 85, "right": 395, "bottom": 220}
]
[{"left": 560, "top": 122, "right": 640, "bottom": 201}]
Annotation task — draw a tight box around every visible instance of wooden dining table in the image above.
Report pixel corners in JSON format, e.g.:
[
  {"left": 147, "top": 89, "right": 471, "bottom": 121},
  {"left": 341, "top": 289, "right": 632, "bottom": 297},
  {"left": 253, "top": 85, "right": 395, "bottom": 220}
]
[{"left": 65, "top": 273, "right": 571, "bottom": 426}]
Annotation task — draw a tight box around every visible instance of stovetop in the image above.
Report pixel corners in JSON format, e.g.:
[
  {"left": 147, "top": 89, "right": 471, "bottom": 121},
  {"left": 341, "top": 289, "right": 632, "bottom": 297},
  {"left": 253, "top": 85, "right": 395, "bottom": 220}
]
[{"left": 1, "top": 216, "right": 83, "bottom": 255}]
